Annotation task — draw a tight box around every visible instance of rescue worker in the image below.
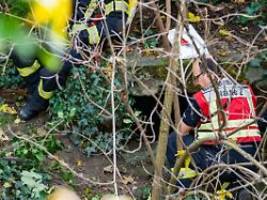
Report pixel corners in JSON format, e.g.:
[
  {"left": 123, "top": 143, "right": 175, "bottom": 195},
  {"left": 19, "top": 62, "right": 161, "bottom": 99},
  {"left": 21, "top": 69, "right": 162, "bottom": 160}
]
[
  {"left": 12, "top": 0, "right": 137, "bottom": 121},
  {"left": 10, "top": 43, "right": 68, "bottom": 121},
  {"left": 166, "top": 58, "right": 267, "bottom": 196}
]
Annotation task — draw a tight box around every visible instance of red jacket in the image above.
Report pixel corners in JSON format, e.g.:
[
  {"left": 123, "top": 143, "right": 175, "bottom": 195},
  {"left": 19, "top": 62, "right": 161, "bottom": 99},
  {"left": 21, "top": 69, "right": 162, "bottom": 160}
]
[{"left": 193, "top": 78, "right": 261, "bottom": 144}]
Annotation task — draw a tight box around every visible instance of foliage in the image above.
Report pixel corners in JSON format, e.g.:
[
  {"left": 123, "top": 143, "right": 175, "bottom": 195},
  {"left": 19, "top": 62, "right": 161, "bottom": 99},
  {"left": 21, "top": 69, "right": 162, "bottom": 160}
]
[
  {"left": 50, "top": 67, "right": 133, "bottom": 156},
  {"left": 144, "top": 29, "right": 159, "bottom": 49},
  {"left": 237, "top": 0, "right": 267, "bottom": 26},
  {"left": 0, "top": 134, "right": 62, "bottom": 199},
  {"left": 0, "top": 64, "right": 22, "bottom": 88},
  {"left": 134, "top": 186, "right": 151, "bottom": 200},
  {"left": 1, "top": 0, "right": 30, "bottom": 16},
  {"left": 245, "top": 50, "right": 267, "bottom": 83},
  {"left": 0, "top": 158, "right": 50, "bottom": 200},
  {"left": 13, "top": 134, "right": 63, "bottom": 168}
]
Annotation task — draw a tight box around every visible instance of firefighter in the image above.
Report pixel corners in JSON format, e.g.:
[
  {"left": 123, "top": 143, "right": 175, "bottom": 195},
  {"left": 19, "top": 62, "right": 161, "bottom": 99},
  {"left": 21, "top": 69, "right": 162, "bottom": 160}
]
[
  {"left": 166, "top": 58, "right": 267, "bottom": 195},
  {"left": 10, "top": 42, "right": 69, "bottom": 121},
  {"left": 15, "top": 0, "right": 137, "bottom": 121}
]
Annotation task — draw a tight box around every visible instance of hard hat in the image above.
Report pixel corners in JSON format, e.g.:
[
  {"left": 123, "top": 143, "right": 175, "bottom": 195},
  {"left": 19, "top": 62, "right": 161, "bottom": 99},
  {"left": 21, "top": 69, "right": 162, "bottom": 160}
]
[
  {"left": 168, "top": 24, "right": 211, "bottom": 59},
  {"left": 47, "top": 186, "right": 81, "bottom": 200},
  {"left": 101, "top": 194, "right": 133, "bottom": 200}
]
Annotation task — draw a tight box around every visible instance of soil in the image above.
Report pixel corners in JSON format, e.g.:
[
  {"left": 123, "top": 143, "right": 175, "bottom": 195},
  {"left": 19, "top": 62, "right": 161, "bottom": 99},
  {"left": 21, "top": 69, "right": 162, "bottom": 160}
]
[{"left": 0, "top": 89, "right": 154, "bottom": 199}]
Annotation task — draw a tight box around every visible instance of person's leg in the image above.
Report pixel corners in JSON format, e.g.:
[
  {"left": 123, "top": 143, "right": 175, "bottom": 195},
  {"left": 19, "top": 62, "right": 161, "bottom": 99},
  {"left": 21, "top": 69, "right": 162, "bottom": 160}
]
[
  {"left": 167, "top": 132, "right": 223, "bottom": 189},
  {"left": 220, "top": 143, "right": 260, "bottom": 200},
  {"left": 11, "top": 50, "right": 41, "bottom": 95},
  {"left": 18, "top": 47, "right": 79, "bottom": 121},
  {"left": 166, "top": 132, "right": 196, "bottom": 168}
]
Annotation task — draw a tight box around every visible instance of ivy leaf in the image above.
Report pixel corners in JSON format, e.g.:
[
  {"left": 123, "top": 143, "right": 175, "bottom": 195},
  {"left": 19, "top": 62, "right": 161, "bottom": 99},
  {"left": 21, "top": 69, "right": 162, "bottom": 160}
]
[
  {"left": 20, "top": 170, "right": 48, "bottom": 198},
  {"left": 21, "top": 171, "right": 42, "bottom": 188},
  {"left": 249, "top": 58, "right": 261, "bottom": 67}
]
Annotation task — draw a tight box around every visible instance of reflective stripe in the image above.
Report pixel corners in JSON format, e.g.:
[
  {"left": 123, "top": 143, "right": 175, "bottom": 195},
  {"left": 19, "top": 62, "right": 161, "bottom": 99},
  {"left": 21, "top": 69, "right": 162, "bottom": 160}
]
[
  {"left": 201, "top": 118, "right": 257, "bottom": 129},
  {"left": 84, "top": 0, "right": 98, "bottom": 20},
  {"left": 127, "top": 0, "right": 138, "bottom": 23},
  {"left": 71, "top": 23, "right": 88, "bottom": 34},
  {"left": 86, "top": 25, "right": 101, "bottom": 44},
  {"left": 38, "top": 79, "right": 53, "bottom": 100},
  {"left": 105, "top": 1, "right": 129, "bottom": 15},
  {"left": 198, "top": 129, "right": 261, "bottom": 141},
  {"left": 199, "top": 87, "right": 261, "bottom": 141},
  {"left": 17, "top": 61, "right": 41, "bottom": 77}
]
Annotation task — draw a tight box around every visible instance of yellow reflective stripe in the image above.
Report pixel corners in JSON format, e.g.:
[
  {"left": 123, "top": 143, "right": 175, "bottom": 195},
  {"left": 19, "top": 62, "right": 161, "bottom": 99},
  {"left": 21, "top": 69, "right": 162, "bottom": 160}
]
[
  {"left": 71, "top": 23, "right": 88, "bottom": 34},
  {"left": 197, "top": 131, "right": 219, "bottom": 140},
  {"left": 198, "top": 127, "right": 261, "bottom": 140},
  {"left": 209, "top": 92, "right": 220, "bottom": 129},
  {"left": 38, "top": 79, "right": 53, "bottom": 100},
  {"left": 228, "top": 129, "right": 261, "bottom": 139},
  {"left": 105, "top": 1, "right": 129, "bottom": 15},
  {"left": 84, "top": 0, "right": 98, "bottom": 19},
  {"left": 16, "top": 61, "right": 41, "bottom": 77},
  {"left": 126, "top": 0, "right": 137, "bottom": 24},
  {"left": 200, "top": 119, "right": 257, "bottom": 130},
  {"left": 246, "top": 90, "right": 256, "bottom": 116},
  {"left": 86, "top": 25, "right": 100, "bottom": 44}
]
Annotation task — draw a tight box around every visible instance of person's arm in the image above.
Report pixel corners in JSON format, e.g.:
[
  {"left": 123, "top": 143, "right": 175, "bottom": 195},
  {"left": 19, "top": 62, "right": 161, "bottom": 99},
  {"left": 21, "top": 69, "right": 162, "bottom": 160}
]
[
  {"left": 178, "top": 98, "right": 201, "bottom": 136},
  {"left": 178, "top": 121, "right": 194, "bottom": 136},
  {"left": 258, "top": 108, "right": 267, "bottom": 134}
]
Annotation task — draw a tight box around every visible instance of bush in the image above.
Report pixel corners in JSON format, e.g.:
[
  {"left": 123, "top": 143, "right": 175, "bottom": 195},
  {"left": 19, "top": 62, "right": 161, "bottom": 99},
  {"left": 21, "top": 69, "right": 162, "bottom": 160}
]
[
  {"left": 237, "top": 0, "right": 267, "bottom": 26},
  {"left": 49, "top": 66, "right": 134, "bottom": 156}
]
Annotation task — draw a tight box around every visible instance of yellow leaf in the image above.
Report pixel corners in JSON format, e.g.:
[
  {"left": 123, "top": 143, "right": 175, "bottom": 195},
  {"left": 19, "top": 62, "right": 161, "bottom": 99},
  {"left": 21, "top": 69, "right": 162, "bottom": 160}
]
[
  {"left": 121, "top": 175, "right": 134, "bottom": 185},
  {"left": 3, "top": 182, "right": 12, "bottom": 188},
  {"left": 14, "top": 118, "right": 21, "bottom": 124},
  {"left": 76, "top": 160, "right": 82, "bottom": 167},
  {"left": 103, "top": 165, "right": 113, "bottom": 173},
  {"left": 187, "top": 12, "right": 201, "bottom": 23},
  {"left": 0, "top": 128, "right": 9, "bottom": 142},
  {"left": 0, "top": 104, "right": 17, "bottom": 114},
  {"left": 219, "top": 29, "right": 231, "bottom": 37}
]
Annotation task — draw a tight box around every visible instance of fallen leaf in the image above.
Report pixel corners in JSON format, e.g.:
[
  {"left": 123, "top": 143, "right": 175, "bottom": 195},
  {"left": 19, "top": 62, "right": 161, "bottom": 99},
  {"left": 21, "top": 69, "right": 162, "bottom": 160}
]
[
  {"left": 187, "top": 12, "right": 201, "bottom": 23},
  {"left": 14, "top": 118, "right": 21, "bottom": 124},
  {"left": 36, "top": 127, "right": 47, "bottom": 137},
  {"left": 0, "top": 128, "right": 9, "bottom": 142},
  {"left": 3, "top": 182, "right": 12, "bottom": 188},
  {"left": 121, "top": 175, "right": 134, "bottom": 185},
  {"left": 103, "top": 165, "right": 113, "bottom": 173},
  {"left": 76, "top": 160, "right": 82, "bottom": 167},
  {"left": 0, "top": 104, "right": 17, "bottom": 114},
  {"left": 219, "top": 29, "right": 232, "bottom": 37},
  {"left": 233, "top": 0, "right": 245, "bottom": 4}
]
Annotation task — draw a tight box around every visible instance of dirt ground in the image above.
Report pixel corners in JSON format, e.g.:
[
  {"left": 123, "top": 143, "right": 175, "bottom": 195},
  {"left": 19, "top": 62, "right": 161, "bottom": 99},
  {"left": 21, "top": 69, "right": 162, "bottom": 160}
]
[{"left": 0, "top": 89, "right": 154, "bottom": 199}]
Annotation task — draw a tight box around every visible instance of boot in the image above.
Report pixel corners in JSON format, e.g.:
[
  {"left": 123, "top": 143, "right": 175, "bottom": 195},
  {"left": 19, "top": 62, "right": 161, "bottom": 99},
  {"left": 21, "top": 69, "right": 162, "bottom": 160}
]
[
  {"left": 23, "top": 71, "right": 40, "bottom": 95},
  {"left": 237, "top": 188, "right": 254, "bottom": 200},
  {"left": 19, "top": 93, "right": 49, "bottom": 121}
]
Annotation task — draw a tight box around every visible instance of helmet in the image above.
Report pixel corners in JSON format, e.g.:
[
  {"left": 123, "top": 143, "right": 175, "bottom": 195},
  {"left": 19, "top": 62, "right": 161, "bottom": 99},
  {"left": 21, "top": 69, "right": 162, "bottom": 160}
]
[
  {"left": 47, "top": 186, "right": 81, "bottom": 200},
  {"left": 101, "top": 194, "right": 132, "bottom": 200}
]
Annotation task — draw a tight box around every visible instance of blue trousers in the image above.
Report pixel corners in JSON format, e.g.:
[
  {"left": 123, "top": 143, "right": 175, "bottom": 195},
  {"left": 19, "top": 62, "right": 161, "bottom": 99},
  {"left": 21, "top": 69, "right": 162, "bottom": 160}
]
[{"left": 166, "top": 132, "right": 260, "bottom": 188}]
